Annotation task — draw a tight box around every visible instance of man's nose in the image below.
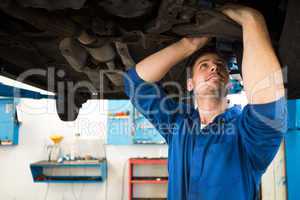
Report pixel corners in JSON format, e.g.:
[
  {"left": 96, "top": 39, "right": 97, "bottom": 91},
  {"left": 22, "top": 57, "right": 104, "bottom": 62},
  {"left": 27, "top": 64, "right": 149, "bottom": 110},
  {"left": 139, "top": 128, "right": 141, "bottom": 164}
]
[{"left": 210, "top": 64, "right": 217, "bottom": 72}]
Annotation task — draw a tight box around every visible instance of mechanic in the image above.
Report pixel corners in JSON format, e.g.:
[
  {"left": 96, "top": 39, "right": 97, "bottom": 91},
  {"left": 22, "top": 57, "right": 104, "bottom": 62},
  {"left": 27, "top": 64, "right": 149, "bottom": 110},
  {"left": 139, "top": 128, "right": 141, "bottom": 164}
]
[{"left": 123, "top": 5, "right": 287, "bottom": 200}]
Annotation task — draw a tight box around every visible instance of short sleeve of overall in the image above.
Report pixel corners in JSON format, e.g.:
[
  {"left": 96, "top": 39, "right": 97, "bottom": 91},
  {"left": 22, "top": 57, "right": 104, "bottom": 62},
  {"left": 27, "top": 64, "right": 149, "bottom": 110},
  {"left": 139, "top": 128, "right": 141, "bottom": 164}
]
[
  {"left": 237, "top": 97, "right": 287, "bottom": 172},
  {"left": 123, "top": 67, "right": 184, "bottom": 143}
]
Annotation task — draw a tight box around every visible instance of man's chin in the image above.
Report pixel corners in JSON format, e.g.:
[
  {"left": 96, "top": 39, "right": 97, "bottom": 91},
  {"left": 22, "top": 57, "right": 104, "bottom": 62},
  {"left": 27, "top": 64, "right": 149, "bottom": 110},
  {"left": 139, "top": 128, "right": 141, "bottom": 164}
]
[
  {"left": 194, "top": 85, "right": 226, "bottom": 99},
  {"left": 194, "top": 89, "right": 221, "bottom": 98},
  {"left": 208, "top": 78, "right": 224, "bottom": 85}
]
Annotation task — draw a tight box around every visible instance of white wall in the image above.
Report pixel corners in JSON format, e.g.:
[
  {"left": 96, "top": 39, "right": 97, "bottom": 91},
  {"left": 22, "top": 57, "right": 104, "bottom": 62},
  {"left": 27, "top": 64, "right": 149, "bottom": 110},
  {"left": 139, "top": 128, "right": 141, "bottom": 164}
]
[{"left": 0, "top": 98, "right": 168, "bottom": 200}]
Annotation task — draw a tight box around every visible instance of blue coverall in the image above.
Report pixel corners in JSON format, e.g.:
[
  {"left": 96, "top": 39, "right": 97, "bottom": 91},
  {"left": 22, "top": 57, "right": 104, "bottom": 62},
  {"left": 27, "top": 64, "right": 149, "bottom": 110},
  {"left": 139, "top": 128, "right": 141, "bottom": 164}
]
[{"left": 124, "top": 67, "right": 287, "bottom": 200}]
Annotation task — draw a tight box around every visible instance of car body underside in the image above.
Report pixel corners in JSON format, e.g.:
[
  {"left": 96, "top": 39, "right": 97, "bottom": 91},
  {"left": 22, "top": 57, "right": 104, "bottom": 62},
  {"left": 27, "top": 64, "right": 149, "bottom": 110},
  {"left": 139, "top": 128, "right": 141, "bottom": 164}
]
[{"left": 0, "top": 0, "right": 299, "bottom": 121}]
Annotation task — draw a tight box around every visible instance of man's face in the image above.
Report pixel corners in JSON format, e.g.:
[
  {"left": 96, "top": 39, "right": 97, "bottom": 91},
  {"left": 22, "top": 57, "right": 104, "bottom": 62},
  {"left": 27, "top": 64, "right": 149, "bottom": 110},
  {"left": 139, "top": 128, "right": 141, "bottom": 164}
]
[{"left": 187, "top": 53, "right": 229, "bottom": 98}]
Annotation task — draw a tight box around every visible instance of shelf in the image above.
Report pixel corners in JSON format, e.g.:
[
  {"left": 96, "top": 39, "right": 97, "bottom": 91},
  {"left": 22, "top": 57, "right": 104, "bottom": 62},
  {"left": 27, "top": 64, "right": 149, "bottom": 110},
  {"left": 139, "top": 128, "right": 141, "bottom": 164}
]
[
  {"left": 129, "top": 158, "right": 167, "bottom": 165},
  {"left": 130, "top": 178, "right": 168, "bottom": 184},
  {"left": 129, "top": 158, "right": 168, "bottom": 200},
  {"left": 108, "top": 115, "right": 130, "bottom": 119},
  {"left": 30, "top": 159, "right": 107, "bottom": 183},
  {"left": 133, "top": 140, "right": 166, "bottom": 145},
  {"left": 0, "top": 140, "right": 13, "bottom": 145},
  {"left": 132, "top": 198, "right": 167, "bottom": 200},
  {"left": 33, "top": 175, "right": 104, "bottom": 183},
  {"left": 31, "top": 160, "right": 102, "bottom": 167}
]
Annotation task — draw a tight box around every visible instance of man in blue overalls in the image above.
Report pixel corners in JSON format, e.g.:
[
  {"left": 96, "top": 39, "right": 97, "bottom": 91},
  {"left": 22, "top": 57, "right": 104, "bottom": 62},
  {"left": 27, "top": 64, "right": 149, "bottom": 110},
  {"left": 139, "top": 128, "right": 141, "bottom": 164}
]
[{"left": 124, "top": 5, "right": 287, "bottom": 200}]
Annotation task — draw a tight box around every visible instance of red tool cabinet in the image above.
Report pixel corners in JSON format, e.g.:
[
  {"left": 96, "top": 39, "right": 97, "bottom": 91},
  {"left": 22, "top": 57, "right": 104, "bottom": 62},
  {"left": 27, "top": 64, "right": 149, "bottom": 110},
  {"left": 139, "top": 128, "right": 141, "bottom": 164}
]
[{"left": 128, "top": 158, "right": 168, "bottom": 200}]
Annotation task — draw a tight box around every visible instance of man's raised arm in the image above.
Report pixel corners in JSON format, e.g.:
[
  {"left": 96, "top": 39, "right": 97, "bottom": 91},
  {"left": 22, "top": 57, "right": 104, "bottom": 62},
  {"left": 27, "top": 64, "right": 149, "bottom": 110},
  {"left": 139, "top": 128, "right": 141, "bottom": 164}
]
[
  {"left": 222, "top": 6, "right": 287, "bottom": 172},
  {"left": 136, "top": 37, "right": 209, "bottom": 82},
  {"left": 222, "top": 6, "right": 285, "bottom": 104},
  {"left": 123, "top": 37, "right": 208, "bottom": 143}
]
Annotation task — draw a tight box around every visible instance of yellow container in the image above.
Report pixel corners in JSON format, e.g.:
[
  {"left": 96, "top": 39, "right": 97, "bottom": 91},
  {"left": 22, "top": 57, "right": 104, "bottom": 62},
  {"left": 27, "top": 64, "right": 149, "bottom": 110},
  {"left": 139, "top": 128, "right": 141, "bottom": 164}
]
[{"left": 50, "top": 134, "right": 64, "bottom": 144}]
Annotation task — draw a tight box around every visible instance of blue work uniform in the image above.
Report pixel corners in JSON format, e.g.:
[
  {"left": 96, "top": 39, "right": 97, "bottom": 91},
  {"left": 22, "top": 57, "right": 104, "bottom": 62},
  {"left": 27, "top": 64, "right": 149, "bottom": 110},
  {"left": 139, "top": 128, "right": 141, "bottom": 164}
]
[{"left": 123, "top": 67, "right": 287, "bottom": 200}]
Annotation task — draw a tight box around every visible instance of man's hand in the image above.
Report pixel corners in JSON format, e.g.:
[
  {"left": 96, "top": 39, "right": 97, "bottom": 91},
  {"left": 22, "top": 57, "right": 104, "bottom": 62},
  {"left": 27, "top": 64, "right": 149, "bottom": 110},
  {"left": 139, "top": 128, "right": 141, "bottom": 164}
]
[
  {"left": 180, "top": 37, "right": 210, "bottom": 53},
  {"left": 221, "top": 4, "right": 265, "bottom": 27},
  {"left": 221, "top": 4, "right": 285, "bottom": 104}
]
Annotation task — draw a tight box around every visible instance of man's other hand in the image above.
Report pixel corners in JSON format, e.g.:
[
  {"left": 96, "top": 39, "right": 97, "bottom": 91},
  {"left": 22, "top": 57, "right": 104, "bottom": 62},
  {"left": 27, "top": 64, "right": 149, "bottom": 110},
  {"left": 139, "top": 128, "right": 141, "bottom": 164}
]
[
  {"left": 180, "top": 37, "right": 210, "bottom": 53},
  {"left": 221, "top": 4, "right": 265, "bottom": 27}
]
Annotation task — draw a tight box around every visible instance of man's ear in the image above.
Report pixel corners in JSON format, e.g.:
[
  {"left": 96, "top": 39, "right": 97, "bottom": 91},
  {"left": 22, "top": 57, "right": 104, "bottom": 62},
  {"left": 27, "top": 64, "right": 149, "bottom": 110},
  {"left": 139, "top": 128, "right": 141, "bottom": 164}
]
[{"left": 187, "top": 78, "right": 194, "bottom": 92}]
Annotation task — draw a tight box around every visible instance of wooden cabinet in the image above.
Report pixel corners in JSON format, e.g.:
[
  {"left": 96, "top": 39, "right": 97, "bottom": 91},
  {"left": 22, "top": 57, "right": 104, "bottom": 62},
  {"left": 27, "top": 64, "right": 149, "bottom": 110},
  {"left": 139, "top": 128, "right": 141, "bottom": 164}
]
[{"left": 128, "top": 158, "right": 168, "bottom": 200}]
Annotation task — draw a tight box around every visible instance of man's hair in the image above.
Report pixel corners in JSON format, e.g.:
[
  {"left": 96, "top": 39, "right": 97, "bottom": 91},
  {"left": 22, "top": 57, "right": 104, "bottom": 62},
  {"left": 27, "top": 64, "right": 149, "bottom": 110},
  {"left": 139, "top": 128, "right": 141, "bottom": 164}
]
[{"left": 186, "top": 46, "right": 228, "bottom": 78}]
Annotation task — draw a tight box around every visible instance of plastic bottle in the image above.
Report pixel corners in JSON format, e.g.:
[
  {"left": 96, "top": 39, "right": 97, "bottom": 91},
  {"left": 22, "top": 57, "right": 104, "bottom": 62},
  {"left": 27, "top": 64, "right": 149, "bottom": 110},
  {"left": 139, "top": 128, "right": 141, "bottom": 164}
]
[{"left": 70, "top": 133, "right": 80, "bottom": 160}]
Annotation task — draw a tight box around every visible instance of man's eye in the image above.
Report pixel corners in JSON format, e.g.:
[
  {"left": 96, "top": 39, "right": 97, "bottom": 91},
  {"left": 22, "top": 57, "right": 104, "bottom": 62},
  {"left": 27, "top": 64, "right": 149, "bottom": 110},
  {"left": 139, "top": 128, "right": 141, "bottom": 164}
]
[{"left": 200, "top": 63, "right": 209, "bottom": 68}]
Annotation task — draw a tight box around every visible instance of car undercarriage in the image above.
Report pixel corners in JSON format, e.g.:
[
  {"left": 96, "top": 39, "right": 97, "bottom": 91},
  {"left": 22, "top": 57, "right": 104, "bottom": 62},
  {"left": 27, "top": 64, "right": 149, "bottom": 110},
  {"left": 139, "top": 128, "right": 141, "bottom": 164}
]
[{"left": 0, "top": 0, "right": 299, "bottom": 121}]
